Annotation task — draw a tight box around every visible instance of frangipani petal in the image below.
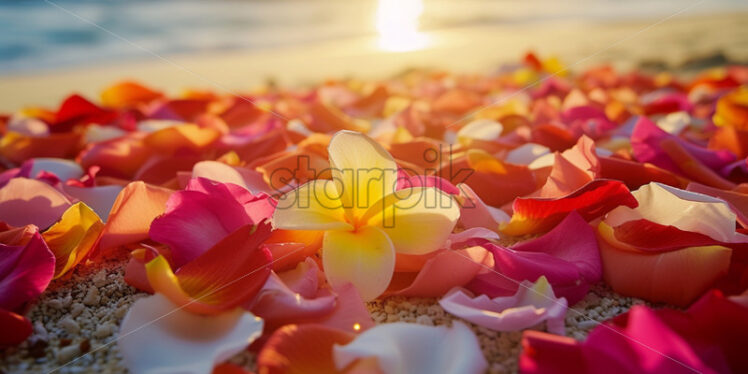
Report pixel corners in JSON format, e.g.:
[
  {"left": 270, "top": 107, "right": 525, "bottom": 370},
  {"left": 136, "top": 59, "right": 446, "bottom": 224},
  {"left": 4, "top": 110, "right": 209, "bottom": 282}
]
[
  {"left": 328, "top": 130, "right": 398, "bottom": 217},
  {"left": 0, "top": 177, "right": 72, "bottom": 229},
  {"left": 322, "top": 226, "right": 395, "bottom": 301},
  {"left": 118, "top": 294, "right": 263, "bottom": 374},
  {"left": 146, "top": 223, "right": 272, "bottom": 315},
  {"left": 440, "top": 276, "right": 567, "bottom": 335},
  {"left": 333, "top": 321, "right": 488, "bottom": 374},
  {"left": 273, "top": 179, "right": 351, "bottom": 231},
  {"left": 99, "top": 181, "right": 172, "bottom": 251},
  {"left": 364, "top": 187, "right": 460, "bottom": 255},
  {"left": 257, "top": 324, "right": 357, "bottom": 374},
  {"left": 0, "top": 233, "right": 55, "bottom": 311},
  {"left": 502, "top": 179, "right": 637, "bottom": 236},
  {"left": 42, "top": 202, "right": 104, "bottom": 278}
]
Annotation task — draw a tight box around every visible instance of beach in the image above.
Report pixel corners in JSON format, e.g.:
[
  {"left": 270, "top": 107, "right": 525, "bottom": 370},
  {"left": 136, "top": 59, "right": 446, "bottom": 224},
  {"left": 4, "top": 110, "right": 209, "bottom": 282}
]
[{"left": 1, "top": 9, "right": 747, "bottom": 374}]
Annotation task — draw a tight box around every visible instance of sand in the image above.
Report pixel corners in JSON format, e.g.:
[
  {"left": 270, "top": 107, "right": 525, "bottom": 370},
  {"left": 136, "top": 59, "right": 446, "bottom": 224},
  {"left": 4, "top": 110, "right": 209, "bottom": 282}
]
[{"left": 1, "top": 10, "right": 746, "bottom": 374}]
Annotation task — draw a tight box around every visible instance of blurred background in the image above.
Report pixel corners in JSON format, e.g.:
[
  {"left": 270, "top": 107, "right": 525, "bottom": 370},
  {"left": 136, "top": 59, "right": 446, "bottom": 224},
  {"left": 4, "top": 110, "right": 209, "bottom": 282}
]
[{"left": 1, "top": 0, "right": 747, "bottom": 109}]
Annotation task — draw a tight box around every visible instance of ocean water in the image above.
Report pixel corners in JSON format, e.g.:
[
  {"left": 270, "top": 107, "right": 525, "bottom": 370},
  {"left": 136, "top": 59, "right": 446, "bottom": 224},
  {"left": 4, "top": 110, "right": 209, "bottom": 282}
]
[{"left": 1, "top": 0, "right": 746, "bottom": 74}]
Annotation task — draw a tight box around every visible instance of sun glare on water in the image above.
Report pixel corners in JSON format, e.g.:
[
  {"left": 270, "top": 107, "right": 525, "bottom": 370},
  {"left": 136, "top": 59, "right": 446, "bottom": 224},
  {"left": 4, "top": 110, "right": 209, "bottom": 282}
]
[{"left": 376, "top": 0, "right": 430, "bottom": 52}]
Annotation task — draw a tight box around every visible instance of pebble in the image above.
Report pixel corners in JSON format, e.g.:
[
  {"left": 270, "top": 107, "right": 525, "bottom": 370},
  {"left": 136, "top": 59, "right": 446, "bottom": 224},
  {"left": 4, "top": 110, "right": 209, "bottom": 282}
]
[
  {"left": 93, "top": 323, "right": 115, "bottom": 339},
  {"left": 60, "top": 317, "right": 81, "bottom": 334},
  {"left": 70, "top": 302, "right": 85, "bottom": 318},
  {"left": 92, "top": 270, "right": 108, "bottom": 287},
  {"left": 83, "top": 286, "right": 100, "bottom": 306},
  {"left": 56, "top": 345, "right": 81, "bottom": 364}
]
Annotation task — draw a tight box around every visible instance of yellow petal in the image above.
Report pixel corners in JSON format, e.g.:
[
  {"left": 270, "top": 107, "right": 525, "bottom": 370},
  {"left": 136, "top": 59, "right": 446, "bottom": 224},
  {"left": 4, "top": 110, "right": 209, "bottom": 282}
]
[
  {"left": 145, "top": 255, "right": 195, "bottom": 308},
  {"left": 364, "top": 187, "right": 460, "bottom": 255},
  {"left": 328, "top": 131, "right": 398, "bottom": 218},
  {"left": 322, "top": 226, "right": 395, "bottom": 301},
  {"left": 43, "top": 202, "right": 104, "bottom": 278},
  {"left": 273, "top": 179, "right": 352, "bottom": 231}
]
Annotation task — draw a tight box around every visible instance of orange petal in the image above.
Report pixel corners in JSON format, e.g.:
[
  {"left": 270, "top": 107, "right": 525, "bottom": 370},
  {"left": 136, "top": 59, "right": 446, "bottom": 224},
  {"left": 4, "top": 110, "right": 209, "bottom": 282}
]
[
  {"left": 502, "top": 179, "right": 637, "bottom": 236},
  {"left": 257, "top": 324, "right": 355, "bottom": 374},
  {"left": 265, "top": 229, "right": 323, "bottom": 271},
  {"left": 144, "top": 124, "right": 221, "bottom": 155},
  {"left": 100, "top": 81, "right": 163, "bottom": 108},
  {"left": 98, "top": 181, "right": 173, "bottom": 252},
  {"left": 0, "top": 131, "right": 81, "bottom": 164},
  {"left": 146, "top": 223, "right": 272, "bottom": 315},
  {"left": 42, "top": 202, "right": 104, "bottom": 278},
  {"left": 598, "top": 223, "right": 732, "bottom": 306}
]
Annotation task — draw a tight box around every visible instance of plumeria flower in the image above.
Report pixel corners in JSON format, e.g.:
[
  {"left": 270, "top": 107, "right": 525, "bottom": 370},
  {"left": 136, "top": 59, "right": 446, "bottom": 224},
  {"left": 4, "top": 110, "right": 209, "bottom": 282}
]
[{"left": 273, "top": 130, "right": 460, "bottom": 300}]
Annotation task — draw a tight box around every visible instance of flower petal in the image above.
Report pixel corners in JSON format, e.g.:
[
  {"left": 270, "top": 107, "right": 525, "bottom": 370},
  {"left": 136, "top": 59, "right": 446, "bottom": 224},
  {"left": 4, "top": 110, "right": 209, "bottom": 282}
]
[
  {"left": 146, "top": 223, "right": 272, "bottom": 315},
  {"left": 502, "top": 179, "right": 637, "bottom": 236},
  {"left": 0, "top": 233, "right": 55, "bottom": 311},
  {"left": 257, "top": 324, "right": 356, "bottom": 374},
  {"left": 0, "top": 308, "right": 33, "bottom": 348},
  {"left": 273, "top": 179, "right": 351, "bottom": 231},
  {"left": 62, "top": 184, "right": 123, "bottom": 222},
  {"left": 605, "top": 182, "right": 743, "bottom": 243},
  {"left": 328, "top": 130, "right": 398, "bottom": 217},
  {"left": 118, "top": 294, "right": 263, "bottom": 374},
  {"left": 322, "top": 226, "right": 395, "bottom": 301},
  {"left": 333, "top": 321, "right": 487, "bottom": 374},
  {"left": 440, "top": 276, "right": 567, "bottom": 335},
  {"left": 42, "top": 202, "right": 104, "bottom": 278},
  {"left": 364, "top": 187, "right": 460, "bottom": 255},
  {"left": 470, "top": 211, "right": 601, "bottom": 304},
  {"left": 98, "top": 181, "right": 172, "bottom": 251},
  {"left": 599, "top": 230, "right": 731, "bottom": 306},
  {"left": 456, "top": 183, "right": 510, "bottom": 230},
  {"left": 387, "top": 246, "right": 489, "bottom": 297},
  {"left": 0, "top": 177, "right": 72, "bottom": 229},
  {"left": 192, "top": 161, "right": 273, "bottom": 195}
]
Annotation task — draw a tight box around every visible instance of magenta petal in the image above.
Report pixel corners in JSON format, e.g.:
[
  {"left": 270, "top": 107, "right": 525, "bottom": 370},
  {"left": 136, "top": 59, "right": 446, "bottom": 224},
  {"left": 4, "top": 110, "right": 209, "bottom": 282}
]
[
  {"left": 0, "top": 233, "right": 55, "bottom": 311},
  {"left": 149, "top": 178, "right": 275, "bottom": 268},
  {"left": 0, "top": 178, "right": 72, "bottom": 229},
  {"left": 467, "top": 211, "right": 600, "bottom": 304},
  {"left": 631, "top": 116, "right": 735, "bottom": 173}
]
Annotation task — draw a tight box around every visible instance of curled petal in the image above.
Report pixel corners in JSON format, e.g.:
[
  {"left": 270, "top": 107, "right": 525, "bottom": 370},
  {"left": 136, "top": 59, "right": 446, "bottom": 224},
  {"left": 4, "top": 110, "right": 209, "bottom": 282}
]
[
  {"left": 334, "top": 321, "right": 487, "bottom": 374},
  {"left": 192, "top": 161, "right": 273, "bottom": 194},
  {"left": 440, "top": 276, "right": 567, "bottom": 335},
  {"left": 119, "top": 294, "right": 263, "bottom": 374},
  {"left": 322, "top": 226, "right": 395, "bottom": 301},
  {"left": 99, "top": 181, "right": 172, "bottom": 251},
  {"left": 599, "top": 227, "right": 731, "bottom": 306},
  {"left": 605, "top": 182, "right": 744, "bottom": 243},
  {"left": 146, "top": 223, "right": 272, "bottom": 315},
  {"left": 42, "top": 202, "right": 104, "bottom": 278},
  {"left": 257, "top": 324, "right": 356, "bottom": 374},
  {"left": 502, "top": 179, "right": 637, "bottom": 236},
  {"left": 0, "top": 233, "right": 55, "bottom": 311},
  {"left": 364, "top": 187, "right": 460, "bottom": 255},
  {"left": 0, "top": 177, "right": 72, "bottom": 229},
  {"left": 470, "top": 212, "right": 601, "bottom": 304}
]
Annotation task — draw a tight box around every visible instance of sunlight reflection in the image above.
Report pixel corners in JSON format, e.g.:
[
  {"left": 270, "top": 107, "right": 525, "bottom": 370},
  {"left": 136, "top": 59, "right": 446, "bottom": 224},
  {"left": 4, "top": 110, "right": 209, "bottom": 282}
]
[{"left": 376, "top": 0, "right": 430, "bottom": 52}]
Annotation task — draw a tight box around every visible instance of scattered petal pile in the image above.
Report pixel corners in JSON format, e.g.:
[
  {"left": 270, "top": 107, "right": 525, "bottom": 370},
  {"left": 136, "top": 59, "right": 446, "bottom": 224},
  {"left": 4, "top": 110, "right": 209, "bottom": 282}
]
[{"left": 1, "top": 53, "right": 748, "bottom": 373}]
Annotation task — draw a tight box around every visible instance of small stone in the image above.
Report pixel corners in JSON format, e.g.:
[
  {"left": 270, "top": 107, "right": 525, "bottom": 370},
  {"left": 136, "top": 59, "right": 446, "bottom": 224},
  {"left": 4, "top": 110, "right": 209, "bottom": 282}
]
[
  {"left": 56, "top": 345, "right": 81, "bottom": 364},
  {"left": 47, "top": 299, "right": 64, "bottom": 309},
  {"left": 70, "top": 302, "right": 85, "bottom": 318},
  {"left": 93, "top": 323, "right": 114, "bottom": 339},
  {"left": 33, "top": 321, "right": 48, "bottom": 340},
  {"left": 92, "top": 270, "right": 108, "bottom": 287},
  {"left": 83, "top": 287, "right": 100, "bottom": 306},
  {"left": 60, "top": 317, "right": 80, "bottom": 334}
]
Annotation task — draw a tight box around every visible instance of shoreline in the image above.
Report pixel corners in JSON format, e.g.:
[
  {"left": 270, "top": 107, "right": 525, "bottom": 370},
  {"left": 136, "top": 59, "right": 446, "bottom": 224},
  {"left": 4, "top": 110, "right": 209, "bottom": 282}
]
[{"left": 1, "top": 12, "right": 746, "bottom": 112}]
